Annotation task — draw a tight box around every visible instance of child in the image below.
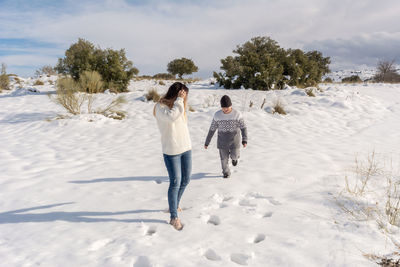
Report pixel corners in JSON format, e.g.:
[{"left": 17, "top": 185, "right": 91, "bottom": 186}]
[{"left": 204, "top": 95, "right": 248, "bottom": 178}]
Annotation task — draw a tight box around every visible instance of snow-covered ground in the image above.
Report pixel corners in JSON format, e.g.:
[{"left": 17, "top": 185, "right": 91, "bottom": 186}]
[{"left": 0, "top": 76, "right": 399, "bottom": 266}]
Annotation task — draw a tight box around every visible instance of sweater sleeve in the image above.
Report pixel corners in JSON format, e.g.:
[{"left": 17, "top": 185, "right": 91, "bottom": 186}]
[
  {"left": 205, "top": 118, "right": 218, "bottom": 146},
  {"left": 238, "top": 114, "right": 248, "bottom": 143},
  {"left": 155, "top": 97, "right": 184, "bottom": 122}
]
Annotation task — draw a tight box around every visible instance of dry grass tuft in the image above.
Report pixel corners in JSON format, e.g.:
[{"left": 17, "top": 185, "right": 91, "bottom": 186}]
[
  {"left": 95, "top": 96, "right": 127, "bottom": 119},
  {"left": 386, "top": 177, "right": 400, "bottom": 226},
  {"left": 0, "top": 63, "right": 10, "bottom": 91},
  {"left": 34, "top": 80, "right": 45, "bottom": 86},
  {"left": 273, "top": 99, "right": 287, "bottom": 115},
  {"left": 145, "top": 88, "right": 160, "bottom": 102},
  {"left": 306, "top": 88, "right": 316, "bottom": 97}
]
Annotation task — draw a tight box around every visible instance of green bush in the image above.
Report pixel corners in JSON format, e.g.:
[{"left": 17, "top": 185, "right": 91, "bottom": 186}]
[
  {"left": 342, "top": 75, "right": 362, "bottom": 83},
  {"left": 214, "top": 36, "right": 330, "bottom": 90},
  {"left": 0, "top": 63, "right": 10, "bottom": 91},
  {"left": 324, "top": 77, "right": 333, "bottom": 83},
  {"left": 153, "top": 73, "right": 175, "bottom": 80},
  {"left": 167, "top": 58, "right": 198, "bottom": 79},
  {"left": 56, "top": 38, "right": 139, "bottom": 92}
]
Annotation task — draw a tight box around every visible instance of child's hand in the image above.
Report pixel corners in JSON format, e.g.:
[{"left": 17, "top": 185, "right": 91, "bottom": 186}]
[
  {"left": 204, "top": 145, "right": 208, "bottom": 149},
  {"left": 243, "top": 143, "right": 247, "bottom": 148}
]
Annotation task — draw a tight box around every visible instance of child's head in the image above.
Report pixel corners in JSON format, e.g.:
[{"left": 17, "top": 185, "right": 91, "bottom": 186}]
[{"left": 220, "top": 95, "right": 232, "bottom": 114}]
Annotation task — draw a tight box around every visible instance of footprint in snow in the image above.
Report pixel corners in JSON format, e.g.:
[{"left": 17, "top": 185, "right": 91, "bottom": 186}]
[
  {"left": 145, "top": 226, "right": 157, "bottom": 236},
  {"left": 239, "top": 199, "right": 257, "bottom": 207},
  {"left": 267, "top": 197, "right": 282, "bottom": 206},
  {"left": 230, "top": 253, "right": 251, "bottom": 265},
  {"left": 223, "top": 196, "right": 234, "bottom": 202},
  {"left": 133, "top": 256, "right": 152, "bottom": 267},
  {"left": 246, "top": 192, "right": 282, "bottom": 205},
  {"left": 252, "top": 234, "right": 266, "bottom": 244},
  {"left": 219, "top": 203, "right": 229, "bottom": 208},
  {"left": 207, "top": 215, "right": 221, "bottom": 226},
  {"left": 204, "top": 249, "right": 222, "bottom": 261},
  {"left": 263, "top": 211, "right": 272, "bottom": 218}
]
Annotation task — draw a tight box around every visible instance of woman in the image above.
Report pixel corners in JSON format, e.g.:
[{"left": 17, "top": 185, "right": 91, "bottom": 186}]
[{"left": 154, "top": 82, "right": 192, "bottom": 230}]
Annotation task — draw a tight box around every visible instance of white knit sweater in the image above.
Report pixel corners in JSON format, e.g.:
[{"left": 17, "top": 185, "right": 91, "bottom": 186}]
[{"left": 154, "top": 97, "right": 192, "bottom": 155}]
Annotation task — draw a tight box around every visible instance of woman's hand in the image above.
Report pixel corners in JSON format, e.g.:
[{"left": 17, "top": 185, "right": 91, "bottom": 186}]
[{"left": 178, "top": 90, "right": 187, "bottom": 98}]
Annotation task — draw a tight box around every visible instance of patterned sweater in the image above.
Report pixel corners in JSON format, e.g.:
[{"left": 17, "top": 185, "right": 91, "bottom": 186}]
[{"left": 205, "top": 109, "right": 248, "bottom": 149}]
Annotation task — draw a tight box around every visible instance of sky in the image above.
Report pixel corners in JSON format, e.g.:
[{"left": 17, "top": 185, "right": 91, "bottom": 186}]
[{"left": 0, "top": 0, "right": 399, "bottom": 78}]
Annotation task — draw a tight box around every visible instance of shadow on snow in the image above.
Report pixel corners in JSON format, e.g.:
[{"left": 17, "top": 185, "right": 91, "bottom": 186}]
[
  {"left": 68, "top": 172, "right": 220, "bottom": 184},
  {"left": 0, "top": 203, "right": 165, "bottom": 224}
]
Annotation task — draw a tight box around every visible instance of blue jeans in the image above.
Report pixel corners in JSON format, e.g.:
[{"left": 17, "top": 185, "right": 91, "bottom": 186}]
[{"left": 163, "top": 150, "right": 192, "bottom": 219}]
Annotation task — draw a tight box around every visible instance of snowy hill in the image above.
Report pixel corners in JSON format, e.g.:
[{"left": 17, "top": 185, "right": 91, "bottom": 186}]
[
  {"left": 323, "top": 68, "right": 377, "bottom": 82},
  {"left": 0, "top": 77, "right": 399, "bottom": 266},
  {"left": 323, "top": 65, "right": 400, "bottom": 82}
]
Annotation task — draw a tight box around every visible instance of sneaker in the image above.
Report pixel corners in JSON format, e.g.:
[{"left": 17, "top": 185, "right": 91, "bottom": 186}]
[
  {"left": 232, "top": 160, "right": 238, "bottom": 166},
  {"left": 170, "top": 217, "right": 183, "bottom": 231},
  {"left": 223, "top": 173, "right": 230, "bottom": 178}
]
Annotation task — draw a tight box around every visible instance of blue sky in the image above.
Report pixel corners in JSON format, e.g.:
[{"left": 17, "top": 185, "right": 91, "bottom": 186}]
[{"left": 1, "top": 0, "right": 399, "bottom": 77}]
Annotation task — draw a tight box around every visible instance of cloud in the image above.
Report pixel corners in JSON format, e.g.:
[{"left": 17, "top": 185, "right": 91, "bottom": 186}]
[
  {"left": 0, "top": 0, "right": 399, "bottom": 77},
  {"left": 304, "top": 32, "right": 400, "bottom": 70}
]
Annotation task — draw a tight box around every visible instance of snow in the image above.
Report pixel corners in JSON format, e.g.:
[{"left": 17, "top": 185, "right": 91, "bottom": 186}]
[{"left": 1, "top": 76, "right": 400, "bottom": 266}]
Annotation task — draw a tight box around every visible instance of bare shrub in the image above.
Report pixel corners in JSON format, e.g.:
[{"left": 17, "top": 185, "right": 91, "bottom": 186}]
[
  {"left": 53, "top": 77, "right": 85, "bottom": 115},
  {"left": 96, "top": 96, "right": 127, "bottom": 119},
  {"left": 345, "top": 151, "right": 382, "bottom": 196},
  {"left": 145, "top": 88, "right": 160, "bottom": 102},
  {"left": 273, "top": 99, "right": 286, "bottom": 115},
  {"left": 374, "top": 60, "right": 400, "bottom": 83},
  {"left": 189, "top": 105, "right": 195, "bottom": 112},
  {"left": 35, "top": 65, "right": 57, "bottom": 77}
]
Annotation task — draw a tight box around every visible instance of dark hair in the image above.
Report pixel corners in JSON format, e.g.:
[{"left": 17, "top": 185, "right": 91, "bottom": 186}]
[{"left": 164, "top": 82, "right": 189, "bottom": 100}]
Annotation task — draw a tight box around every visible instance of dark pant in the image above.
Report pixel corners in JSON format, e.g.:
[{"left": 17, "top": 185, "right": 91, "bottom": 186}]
[
  {"left": 219, "top": 148, "right": 240, "bottom": 176},
  {"left": 163, "top": 150, "right": 192, "bottom": 219}
]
